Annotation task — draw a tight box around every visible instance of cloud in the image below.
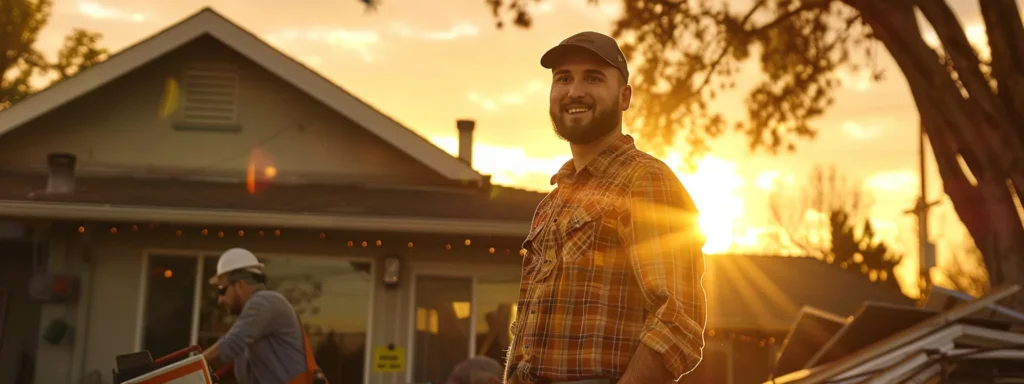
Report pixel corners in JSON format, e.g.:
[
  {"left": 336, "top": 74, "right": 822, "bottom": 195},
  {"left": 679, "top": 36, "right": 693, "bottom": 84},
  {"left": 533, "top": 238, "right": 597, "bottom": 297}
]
[
  {"left": 535, "top": 0, "right": 622, "bottom": 22},
  {"left": 842, "top": 122, "right": 881, "bottom": 140},
  {"left": 266, "top": 28, "right": 379, "bottom": 62},
  {"left": 468, "top": 80, "right": 547, "bottom": 111},
  {"left": 391, "top": 22, "right": 479, "bottom": 41},
  {"left": 428, "top": 136, "right": 567, "bottom": 190},
  {"left": 77, "top": 1, "right": 146, "bottom": 22},
  {"left": 865, "top": 170, "right": 918, "bottom": 193}
]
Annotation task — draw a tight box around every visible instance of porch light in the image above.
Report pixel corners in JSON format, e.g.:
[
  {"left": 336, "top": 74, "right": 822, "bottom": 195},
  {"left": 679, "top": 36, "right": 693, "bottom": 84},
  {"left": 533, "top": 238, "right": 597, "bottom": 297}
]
[{"left": 383, "top": 255, "right": 401, "bottom": 288}]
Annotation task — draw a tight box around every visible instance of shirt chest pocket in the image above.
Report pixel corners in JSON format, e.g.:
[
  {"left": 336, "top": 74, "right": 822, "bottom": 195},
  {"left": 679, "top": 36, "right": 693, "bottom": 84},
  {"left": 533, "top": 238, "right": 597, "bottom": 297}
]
[{"left": 561, "top": 203, "right": 620, "bottom": 264}]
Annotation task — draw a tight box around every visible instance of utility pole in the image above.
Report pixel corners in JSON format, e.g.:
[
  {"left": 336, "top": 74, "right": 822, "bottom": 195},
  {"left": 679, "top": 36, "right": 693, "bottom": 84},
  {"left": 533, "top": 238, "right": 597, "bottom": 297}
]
[{"left": 904, "top": 124, "right": 940, "bottom": 295}]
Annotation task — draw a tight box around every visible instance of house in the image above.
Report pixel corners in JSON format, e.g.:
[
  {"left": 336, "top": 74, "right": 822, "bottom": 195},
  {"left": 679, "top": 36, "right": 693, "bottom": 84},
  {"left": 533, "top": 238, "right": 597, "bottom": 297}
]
[
  {"left": 0, "top": 7, "right": 541, "bottom": 384},
  {"left": 0, "top": 8, "right": 914, "bottom": 384},
  {"left": 689, "top": 255, "right": 912, "bottom": 384}
]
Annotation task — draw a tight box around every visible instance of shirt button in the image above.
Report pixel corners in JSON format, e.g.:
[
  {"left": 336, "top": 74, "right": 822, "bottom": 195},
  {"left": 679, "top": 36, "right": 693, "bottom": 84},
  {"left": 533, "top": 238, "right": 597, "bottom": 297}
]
[{"left": 530, "top": 309, "right": 536, "bottom": 314}]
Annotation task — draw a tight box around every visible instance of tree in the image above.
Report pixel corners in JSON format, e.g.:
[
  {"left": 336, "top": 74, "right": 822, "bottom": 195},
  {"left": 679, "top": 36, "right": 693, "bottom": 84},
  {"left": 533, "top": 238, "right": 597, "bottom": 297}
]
[
  {"left": 367, "top": 0, "right": 1024, "bottom": 310},
  {"left": 769, "top": 163, "right": 866, "bottom": 255},
  {"left": 1, "top": 0, "right": 108, "bottom": 110},
  {"left": 770, "top": 164, "right": 901, "bottom": 290},
  {"left": 935, "top": 231, "right": 992, "bottom": 297}
]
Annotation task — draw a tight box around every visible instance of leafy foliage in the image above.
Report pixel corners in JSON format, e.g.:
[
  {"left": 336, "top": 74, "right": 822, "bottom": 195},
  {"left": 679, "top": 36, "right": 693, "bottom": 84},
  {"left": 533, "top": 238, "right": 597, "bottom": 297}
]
[{"left": 1, "top": 0, "right": 108, "bottom": 110}]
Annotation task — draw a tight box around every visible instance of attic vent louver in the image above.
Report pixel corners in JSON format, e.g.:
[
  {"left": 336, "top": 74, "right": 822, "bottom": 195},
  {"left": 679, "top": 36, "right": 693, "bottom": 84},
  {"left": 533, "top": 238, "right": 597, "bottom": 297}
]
[{"left": 180, "top": 64, "right": 239, "bottom": 125}]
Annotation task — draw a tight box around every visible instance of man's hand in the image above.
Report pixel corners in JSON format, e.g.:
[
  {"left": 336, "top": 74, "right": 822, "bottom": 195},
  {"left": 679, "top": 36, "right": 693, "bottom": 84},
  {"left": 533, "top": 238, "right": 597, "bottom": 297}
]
[
  {"left": 619, "top": 344, "right": 674, "bottom": 384},
  {"left": 202, "top": 341, "right": 221, "bottom": 364}
]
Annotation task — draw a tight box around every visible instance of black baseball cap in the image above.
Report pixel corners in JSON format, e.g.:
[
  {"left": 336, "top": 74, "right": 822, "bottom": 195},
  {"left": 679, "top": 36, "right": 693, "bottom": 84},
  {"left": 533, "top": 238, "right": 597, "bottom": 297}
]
[{"left": 540, "top": 31, "right": 629, "bottom": 82}]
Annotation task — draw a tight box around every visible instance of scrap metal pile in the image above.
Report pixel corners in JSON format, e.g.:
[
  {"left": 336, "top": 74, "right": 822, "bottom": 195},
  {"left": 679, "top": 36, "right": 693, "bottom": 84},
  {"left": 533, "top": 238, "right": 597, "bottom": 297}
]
[{"left": 767, "top": 285, "right": 1024, "bottom": 384}]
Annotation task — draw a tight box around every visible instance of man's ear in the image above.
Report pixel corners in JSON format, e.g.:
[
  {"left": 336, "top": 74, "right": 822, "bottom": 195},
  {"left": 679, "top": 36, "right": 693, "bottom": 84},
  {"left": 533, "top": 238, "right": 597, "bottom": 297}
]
[{"left": 619, "top": 84, "right": 632, "bottom": 111}]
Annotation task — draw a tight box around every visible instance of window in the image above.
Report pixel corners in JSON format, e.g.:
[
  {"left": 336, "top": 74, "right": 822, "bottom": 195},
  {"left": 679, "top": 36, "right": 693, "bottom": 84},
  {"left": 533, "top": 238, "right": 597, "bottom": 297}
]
[
  {"left": 139, "top": 252, "right": 373, "bottom": 384},
  {"left": 409, "top": 269, "right": 520, "bottom": 384},
  {"left": 474, "top": 275, "right": 519, "bottom": 365},
  {"left": 140, "top": 255, "right": 199, "bottom": 359},
  {"left": 411, "top": 276, "right": 473, "bottom": 384},
  {"left": 179, "top": 63, "right": 239, "bottom": 127}
]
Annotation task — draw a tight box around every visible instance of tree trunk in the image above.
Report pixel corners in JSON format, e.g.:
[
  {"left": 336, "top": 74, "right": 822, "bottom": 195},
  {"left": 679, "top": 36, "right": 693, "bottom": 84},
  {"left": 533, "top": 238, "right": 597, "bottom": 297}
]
[{"left": 847, "top": 0, "right": 1024, "bottom": 309}]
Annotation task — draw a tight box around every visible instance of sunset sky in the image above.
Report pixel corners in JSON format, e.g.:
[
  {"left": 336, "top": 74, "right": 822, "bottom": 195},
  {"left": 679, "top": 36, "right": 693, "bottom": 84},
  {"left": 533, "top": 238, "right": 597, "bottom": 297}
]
[{"left": 33, "top": 0, "right": 995, "bottom": 295}]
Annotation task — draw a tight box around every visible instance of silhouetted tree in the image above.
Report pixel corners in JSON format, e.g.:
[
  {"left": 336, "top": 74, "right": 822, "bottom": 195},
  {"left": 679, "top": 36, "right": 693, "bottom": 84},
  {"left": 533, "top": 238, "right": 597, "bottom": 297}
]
[
  {"left": 936, "top": 231, "right": 992, "bottom": 297},
  {"left": 1, "top": 0, "right": 108, "bottom": 110},
  {"left": 367, "top": 0, "right": 1024, "bottom": 309},
  {"left": 771, "top": 164, "right": 900, "bottom": 289}
]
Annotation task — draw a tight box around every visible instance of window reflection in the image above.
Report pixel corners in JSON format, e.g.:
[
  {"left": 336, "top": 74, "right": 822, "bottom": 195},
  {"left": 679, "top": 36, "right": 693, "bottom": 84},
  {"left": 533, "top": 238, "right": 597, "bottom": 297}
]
[
  {"left": 474, "top": 275, "right": 519, "bottom": 365},
  {"left": 142, "top": 255, "right": 197, "bottom": 359},
  {"left": 199, "top": 255, "right": 372, "bottom": 384},
  {"left": 412, "top": 276, "right": 473, "bottom": 384}
]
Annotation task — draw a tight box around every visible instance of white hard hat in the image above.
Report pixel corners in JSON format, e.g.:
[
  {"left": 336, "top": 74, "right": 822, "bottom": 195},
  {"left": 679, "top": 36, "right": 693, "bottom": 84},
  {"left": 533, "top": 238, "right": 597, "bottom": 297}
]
[{"left": 214, "top": 248, "right": 265, "bottom": 278}]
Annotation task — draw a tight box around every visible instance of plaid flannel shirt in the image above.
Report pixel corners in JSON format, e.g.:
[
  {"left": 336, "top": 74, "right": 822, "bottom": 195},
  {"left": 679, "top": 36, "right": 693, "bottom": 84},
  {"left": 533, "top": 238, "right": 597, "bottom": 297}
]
[{"left": 505, "top": 135, "right": 706, "bottom": 383}]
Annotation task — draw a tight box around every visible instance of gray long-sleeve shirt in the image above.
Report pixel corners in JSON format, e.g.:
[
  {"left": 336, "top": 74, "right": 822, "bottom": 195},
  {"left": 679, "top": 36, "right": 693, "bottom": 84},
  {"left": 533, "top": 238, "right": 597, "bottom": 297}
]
[{"left": 219, "top": 289, "right": 308, "bottom": 384}]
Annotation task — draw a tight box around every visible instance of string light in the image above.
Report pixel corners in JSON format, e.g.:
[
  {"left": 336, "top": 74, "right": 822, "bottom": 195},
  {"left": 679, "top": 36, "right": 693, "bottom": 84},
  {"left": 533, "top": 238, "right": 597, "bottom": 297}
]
[{"left": 73, "top": 223, "right": 525, "bottom": 257}]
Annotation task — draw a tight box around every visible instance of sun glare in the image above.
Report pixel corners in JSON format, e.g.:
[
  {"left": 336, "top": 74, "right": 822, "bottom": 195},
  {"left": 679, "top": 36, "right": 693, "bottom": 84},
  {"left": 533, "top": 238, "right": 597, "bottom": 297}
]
[{"left": 667, "top": 153, "right": 745, "bottom": 255}]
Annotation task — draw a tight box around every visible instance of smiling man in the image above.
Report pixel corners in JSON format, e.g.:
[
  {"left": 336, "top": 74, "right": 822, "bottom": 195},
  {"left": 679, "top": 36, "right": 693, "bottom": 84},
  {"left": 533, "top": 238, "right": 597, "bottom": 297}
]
[{"left": 504, "top": 32, "right": 707, "bottom": 384}]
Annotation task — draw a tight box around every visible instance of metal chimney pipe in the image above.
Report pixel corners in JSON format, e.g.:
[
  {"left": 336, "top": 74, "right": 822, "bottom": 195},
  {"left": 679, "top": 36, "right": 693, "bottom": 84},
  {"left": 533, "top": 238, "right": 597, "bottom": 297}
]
[
  {"left": 457, "top": 119, "right": 475, "bottom": 167},
  {"left": 46, "top": 153, "right": 77, "bottom": 194}
]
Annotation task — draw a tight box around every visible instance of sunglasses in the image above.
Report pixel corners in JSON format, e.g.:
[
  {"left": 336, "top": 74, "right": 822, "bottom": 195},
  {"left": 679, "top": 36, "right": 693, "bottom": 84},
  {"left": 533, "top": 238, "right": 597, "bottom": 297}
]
[{"left": 217, "top": 286, "right": 228, "bottom": 296}]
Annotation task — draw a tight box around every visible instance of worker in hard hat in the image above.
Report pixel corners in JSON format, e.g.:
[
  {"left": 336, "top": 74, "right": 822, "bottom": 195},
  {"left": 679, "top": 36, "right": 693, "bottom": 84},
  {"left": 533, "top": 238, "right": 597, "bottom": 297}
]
[{"left": 201, "top": 248, "right": 327, "bottom": 384}]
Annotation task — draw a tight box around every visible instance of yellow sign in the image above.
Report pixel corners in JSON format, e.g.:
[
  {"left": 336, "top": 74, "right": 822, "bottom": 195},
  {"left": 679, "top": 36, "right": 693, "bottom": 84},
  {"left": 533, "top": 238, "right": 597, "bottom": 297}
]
[{"left": 372, "top": 345, "right": 406, "bottom": 373}]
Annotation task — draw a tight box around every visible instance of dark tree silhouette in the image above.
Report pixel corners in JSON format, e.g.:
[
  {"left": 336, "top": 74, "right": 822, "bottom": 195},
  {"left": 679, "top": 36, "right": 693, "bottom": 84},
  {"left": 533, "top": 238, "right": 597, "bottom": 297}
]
[
  {"left": 364, "top": 0, "right": 1024, "bottom": 309},
  {"left": 1, "top": 0, "right": 108, "bottom": 110}
]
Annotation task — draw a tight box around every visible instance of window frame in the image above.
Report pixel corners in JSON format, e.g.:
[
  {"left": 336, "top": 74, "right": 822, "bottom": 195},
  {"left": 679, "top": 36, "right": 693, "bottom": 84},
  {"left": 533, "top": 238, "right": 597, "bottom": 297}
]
[
  {"left": 404, "top": 262, "right": 521, "bottom": 384},
  {"left": 134, "top": 248, "right": 377, "bottom": 384}
]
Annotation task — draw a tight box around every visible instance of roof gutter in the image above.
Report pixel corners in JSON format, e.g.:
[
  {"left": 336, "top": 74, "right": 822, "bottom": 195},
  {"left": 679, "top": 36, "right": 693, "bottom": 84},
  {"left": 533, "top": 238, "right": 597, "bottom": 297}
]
[
  {"left": 792, "top": 284, "right": 1020, "bottom": 384},
  {"left": 0, "top": 200, "right": 530, "bottom": 237}
]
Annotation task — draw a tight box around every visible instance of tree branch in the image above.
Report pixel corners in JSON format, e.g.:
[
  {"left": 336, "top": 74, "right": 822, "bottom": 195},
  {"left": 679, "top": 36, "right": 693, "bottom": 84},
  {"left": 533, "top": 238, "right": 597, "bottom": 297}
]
[
  {"left": 916, "top": 0, "right": 1009, "bottom": 125},
  {"left": 979, "top": 0, "right": 1024, "bottom": 138}
]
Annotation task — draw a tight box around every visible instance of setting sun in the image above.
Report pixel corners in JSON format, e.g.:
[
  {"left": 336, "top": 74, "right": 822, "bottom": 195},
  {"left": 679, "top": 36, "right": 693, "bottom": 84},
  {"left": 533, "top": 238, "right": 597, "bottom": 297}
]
[{"left": 668, "top": 154, "right": 745, "bottom": 254}]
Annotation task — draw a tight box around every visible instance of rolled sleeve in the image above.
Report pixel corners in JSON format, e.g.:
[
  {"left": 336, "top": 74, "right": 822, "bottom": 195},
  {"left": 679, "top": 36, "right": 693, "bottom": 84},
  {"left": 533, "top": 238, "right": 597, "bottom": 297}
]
[
  {"left": 219, "top": 293, "right": 274, "bottom": 361},
  {"left": 627, "top": 165, "right": 708, "bottom": 381}
]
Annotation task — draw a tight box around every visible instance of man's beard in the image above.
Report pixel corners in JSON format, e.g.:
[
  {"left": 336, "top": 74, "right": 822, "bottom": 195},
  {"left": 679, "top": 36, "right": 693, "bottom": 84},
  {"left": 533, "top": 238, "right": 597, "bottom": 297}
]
[
  {"left": 550, "top": 102, "right": 621, "bottom": 145},
  {"left": 225, "top": 300, "right": 244, "bottom": 315}
]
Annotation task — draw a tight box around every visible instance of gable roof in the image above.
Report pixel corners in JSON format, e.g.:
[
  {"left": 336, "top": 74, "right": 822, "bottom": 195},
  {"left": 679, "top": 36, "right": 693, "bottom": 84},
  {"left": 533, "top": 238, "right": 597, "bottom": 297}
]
[{"left": 0, "top": 8, "right": 482, "bottom": 184}]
